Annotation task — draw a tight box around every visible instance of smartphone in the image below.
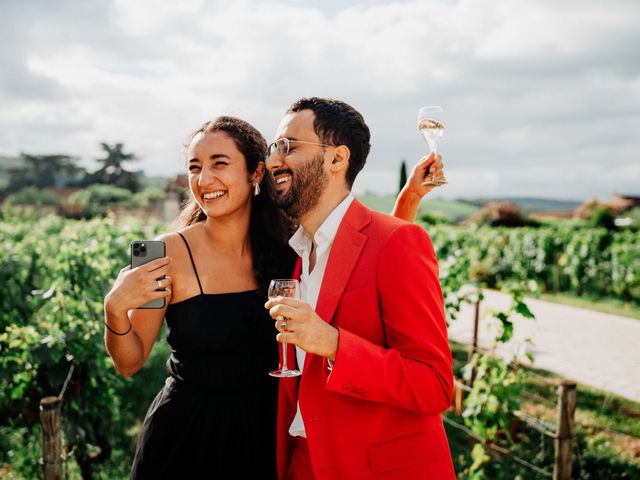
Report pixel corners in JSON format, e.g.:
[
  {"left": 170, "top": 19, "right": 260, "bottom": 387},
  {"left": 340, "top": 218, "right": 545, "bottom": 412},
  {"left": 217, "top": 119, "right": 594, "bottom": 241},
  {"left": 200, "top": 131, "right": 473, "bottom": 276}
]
[{"left": 130, "top": 240, "right": 167, "bottom": 309}]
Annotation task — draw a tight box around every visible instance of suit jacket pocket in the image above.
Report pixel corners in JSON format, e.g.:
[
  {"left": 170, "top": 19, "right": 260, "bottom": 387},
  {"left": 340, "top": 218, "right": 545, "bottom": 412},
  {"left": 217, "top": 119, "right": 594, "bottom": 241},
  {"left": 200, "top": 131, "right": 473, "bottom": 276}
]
[
  {"left": 338, "top": 285, "right": 376, "bottom": 309},
  {"left": 367, "top": 429, "right": 446, "bottom": 474}
]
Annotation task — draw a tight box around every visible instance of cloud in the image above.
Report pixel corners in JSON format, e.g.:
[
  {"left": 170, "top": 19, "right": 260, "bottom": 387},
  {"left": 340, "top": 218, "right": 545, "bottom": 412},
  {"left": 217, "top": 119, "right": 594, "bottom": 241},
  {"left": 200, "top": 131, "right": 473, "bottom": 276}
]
[{"left": 0, "top": 0, "right": 638, "bottom": 199}]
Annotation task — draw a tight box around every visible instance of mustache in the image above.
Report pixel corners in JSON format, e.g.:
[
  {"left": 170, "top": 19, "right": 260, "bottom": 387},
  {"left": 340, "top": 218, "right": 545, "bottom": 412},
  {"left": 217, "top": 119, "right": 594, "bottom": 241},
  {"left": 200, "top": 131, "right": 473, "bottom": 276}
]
[{"left": 271, "top": 168, "right": 293, "bottom": 178}]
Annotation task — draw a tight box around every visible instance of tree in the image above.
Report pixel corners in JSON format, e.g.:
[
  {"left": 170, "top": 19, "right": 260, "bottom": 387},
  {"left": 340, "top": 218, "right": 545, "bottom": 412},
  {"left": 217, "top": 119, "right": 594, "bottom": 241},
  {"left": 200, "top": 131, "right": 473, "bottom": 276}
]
[
  {"left": 5, "top": 154, "right": 86, "bottom": 193},
  {"left": 398, "top": 159, "right": 407, "bottom": 195},
  {"left": 88, "top": 143, "right": 142, "bottom": 192}
]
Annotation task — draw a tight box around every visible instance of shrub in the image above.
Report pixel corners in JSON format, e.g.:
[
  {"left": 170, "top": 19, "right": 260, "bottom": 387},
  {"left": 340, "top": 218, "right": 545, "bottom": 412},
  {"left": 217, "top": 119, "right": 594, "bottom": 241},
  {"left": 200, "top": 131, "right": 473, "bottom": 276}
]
[{"left": 7, "top": 187, "right": 61, "bottom": 206}]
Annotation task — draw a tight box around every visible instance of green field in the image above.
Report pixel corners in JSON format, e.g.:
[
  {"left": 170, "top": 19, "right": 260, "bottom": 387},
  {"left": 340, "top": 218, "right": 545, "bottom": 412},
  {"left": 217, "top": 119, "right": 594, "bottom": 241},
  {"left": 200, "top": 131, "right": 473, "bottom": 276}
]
[{"left": 357, "top": 194, "right": 480, "bottom": 222}]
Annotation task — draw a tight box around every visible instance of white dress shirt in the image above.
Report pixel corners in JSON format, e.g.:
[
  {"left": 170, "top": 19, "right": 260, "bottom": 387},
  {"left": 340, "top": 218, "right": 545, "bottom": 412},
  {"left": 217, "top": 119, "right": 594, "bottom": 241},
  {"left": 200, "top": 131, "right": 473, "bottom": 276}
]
[{"left": 287, "top": 193, "right": 355, "bottom": 438}]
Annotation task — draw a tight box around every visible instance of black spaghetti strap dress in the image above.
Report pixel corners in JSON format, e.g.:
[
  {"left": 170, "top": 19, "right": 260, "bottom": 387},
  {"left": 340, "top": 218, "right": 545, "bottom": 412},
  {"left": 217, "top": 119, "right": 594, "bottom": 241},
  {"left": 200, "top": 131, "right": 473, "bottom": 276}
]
[{"left": 130, "top": 233, "right": 279, "bottom": 479}]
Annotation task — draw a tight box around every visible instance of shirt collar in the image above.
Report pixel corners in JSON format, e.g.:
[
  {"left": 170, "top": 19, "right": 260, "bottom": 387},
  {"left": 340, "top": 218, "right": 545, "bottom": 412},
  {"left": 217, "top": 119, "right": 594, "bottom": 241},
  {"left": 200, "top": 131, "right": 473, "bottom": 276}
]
[{"left": 288, "top": 194, "right": 355, "bottom": 257}]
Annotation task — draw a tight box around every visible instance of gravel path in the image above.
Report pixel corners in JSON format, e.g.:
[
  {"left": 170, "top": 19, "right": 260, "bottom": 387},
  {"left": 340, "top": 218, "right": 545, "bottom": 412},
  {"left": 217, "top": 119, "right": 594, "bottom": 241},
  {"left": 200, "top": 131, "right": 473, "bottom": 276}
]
[{"left": 447, "top": 289, "right": 640, "bottom": 402}]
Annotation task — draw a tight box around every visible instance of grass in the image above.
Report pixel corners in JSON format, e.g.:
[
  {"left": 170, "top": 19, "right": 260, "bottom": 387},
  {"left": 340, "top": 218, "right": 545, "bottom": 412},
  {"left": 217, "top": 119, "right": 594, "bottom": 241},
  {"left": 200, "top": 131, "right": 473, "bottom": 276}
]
[
  {"left": 356, "top": 194, "right": 480, "bottom": 223},
  {"left": 537, "top": 292, "right": 640, "bottom": 321},
  {"left": 448, "top": 341, "right": 640, "bottom": 478}
]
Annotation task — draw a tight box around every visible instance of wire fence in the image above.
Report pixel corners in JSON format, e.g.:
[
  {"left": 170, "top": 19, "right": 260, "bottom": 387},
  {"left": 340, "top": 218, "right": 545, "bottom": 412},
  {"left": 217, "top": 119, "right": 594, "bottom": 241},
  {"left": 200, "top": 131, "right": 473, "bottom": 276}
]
[
  {"left": 442, "top": 415, "right": 554, "bottom": 478},
  {"left": 448, "top": 351, "right": 640, "bottom": 479}
]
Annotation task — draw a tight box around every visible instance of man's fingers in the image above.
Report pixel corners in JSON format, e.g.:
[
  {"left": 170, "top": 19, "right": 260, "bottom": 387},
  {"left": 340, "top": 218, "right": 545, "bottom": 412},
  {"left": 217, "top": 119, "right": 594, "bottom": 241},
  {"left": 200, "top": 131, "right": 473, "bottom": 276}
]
[
  {"left": 265, "top": 296, "right": 303, "bottom": 309},
  {"left": 269, "top": 303, "right": 299, "bottom": 320},
  {"left": 276, "top": 332, "right": 296, "bottom": 344},
  {"left": 274, "top": 318, "right": 293, "bottom": 332}
]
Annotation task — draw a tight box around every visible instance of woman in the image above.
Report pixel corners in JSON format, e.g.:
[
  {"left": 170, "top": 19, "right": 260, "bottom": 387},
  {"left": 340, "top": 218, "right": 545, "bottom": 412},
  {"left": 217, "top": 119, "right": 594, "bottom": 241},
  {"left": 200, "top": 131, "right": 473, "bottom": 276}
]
[{"left": 104, "top": 116, "right": 444, "bottom": 479}]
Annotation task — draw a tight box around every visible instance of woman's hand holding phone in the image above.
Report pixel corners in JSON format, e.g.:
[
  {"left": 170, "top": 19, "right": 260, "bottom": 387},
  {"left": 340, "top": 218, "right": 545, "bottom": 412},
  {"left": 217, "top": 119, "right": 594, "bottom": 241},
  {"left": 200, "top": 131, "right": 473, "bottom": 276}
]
[{"left": 105, "top": 257, "right": 172, "bottom": 316}]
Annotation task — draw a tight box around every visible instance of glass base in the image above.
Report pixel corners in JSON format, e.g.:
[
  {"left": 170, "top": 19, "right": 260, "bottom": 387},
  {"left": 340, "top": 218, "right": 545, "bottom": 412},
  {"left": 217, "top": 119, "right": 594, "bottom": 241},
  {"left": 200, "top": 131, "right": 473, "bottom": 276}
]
[{"left": 269, "top": 368, "right": 301, "bottom": 378}]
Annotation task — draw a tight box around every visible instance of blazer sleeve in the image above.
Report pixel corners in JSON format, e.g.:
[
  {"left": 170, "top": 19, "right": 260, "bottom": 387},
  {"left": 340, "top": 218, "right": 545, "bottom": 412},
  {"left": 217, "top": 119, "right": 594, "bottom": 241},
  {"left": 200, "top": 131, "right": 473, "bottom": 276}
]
[{"left": 324, "top": 223, "right": 453, "bottom": 415}]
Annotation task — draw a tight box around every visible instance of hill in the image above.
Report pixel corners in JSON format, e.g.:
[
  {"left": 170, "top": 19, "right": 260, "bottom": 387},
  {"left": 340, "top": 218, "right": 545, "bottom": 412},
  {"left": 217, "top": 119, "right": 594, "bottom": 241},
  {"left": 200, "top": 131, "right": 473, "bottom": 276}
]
[
  {"left": 464, "top": 197, "right": 581, "bottom": 213},
  {"left": 357, "top": 194, "right": 480, "bottom": 223}
]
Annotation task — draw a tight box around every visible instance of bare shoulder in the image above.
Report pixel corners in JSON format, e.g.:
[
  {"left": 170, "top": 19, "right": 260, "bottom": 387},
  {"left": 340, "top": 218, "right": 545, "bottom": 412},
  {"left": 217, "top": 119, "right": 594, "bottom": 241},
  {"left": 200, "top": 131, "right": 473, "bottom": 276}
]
[
  {"left": 155, "top": 231, "right": 182, "bottom": 256},
  {"left": 155, "top": 225, "right": 207, "bottom": 271}
]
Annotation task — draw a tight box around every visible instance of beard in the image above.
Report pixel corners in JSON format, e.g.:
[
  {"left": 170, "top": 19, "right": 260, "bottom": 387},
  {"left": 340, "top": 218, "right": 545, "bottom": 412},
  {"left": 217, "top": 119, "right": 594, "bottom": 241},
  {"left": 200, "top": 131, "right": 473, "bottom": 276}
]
[{"left": 272, "top": 152, "right": 329, "bottom": 220}]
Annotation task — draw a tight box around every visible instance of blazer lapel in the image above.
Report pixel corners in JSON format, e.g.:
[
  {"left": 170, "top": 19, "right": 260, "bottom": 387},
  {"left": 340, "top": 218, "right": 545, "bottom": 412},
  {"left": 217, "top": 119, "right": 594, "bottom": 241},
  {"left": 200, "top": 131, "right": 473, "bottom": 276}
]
[
  {"left": 315, "top": 199, "right": 371, "bottom": 326},
  {"left": 303, "top": 200, "right": 370, "bottom": 372}
]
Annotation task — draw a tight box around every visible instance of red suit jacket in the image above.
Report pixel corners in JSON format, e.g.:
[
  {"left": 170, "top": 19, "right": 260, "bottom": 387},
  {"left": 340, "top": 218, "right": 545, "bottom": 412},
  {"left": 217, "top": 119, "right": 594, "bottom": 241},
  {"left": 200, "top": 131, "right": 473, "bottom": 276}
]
[{"left": 276, "top": 199, "right": 455, "bottom": 480}]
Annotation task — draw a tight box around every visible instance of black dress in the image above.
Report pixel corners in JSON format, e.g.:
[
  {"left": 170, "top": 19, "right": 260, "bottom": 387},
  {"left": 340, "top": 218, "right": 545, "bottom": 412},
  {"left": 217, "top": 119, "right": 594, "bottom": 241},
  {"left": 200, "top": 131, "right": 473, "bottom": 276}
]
[{"left": 130, "top": 233, "right": 279, "bottom": 479}]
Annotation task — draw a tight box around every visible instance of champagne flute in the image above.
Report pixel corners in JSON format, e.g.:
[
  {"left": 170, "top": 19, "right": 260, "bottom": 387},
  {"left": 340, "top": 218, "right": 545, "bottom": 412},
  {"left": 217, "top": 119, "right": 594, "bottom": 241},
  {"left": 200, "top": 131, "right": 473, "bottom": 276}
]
[
  {"left": 268, "top": 279, "right": 302, "bottom": 378},
  {"left": 418, "top": 105, "right": 447, "bottom": 186}
]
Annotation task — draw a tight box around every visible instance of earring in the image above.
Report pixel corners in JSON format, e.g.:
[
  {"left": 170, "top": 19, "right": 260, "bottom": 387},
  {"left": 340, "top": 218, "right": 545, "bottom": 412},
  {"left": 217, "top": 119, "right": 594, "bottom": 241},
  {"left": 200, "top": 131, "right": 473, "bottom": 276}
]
[{"left": 254, "top": 183, "right": 260, "bottom": 196}]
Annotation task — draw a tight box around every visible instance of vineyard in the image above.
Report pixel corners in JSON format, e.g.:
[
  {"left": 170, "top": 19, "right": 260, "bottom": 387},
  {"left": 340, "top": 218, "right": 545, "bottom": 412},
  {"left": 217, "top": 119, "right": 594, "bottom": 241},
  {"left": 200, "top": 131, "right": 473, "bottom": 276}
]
[{"left": 1, "top": 208, "right": 639, "bottom": 479}]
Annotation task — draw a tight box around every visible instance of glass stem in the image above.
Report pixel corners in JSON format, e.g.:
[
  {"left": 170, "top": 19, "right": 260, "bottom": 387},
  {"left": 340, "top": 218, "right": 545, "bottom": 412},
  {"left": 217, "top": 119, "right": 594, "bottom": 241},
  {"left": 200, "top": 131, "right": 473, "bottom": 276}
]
[
  {"left": 282, "top": 341, "right": 288, "bottom": 371},
  {"left": 430, "top": 144, "right": 437, "bottom": 182}
]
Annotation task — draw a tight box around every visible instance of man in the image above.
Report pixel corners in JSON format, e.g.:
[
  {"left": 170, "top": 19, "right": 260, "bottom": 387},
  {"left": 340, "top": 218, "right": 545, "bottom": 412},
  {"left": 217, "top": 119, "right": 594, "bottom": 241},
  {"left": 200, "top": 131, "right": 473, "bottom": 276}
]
[{"left": 265, "top": 97, "right": 455, "bottom": 480}]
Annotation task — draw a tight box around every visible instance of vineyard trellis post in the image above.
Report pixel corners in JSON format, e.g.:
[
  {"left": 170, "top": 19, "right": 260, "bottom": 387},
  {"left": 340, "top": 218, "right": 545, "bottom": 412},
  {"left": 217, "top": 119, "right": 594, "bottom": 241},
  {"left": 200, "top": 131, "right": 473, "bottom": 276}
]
[
  {"left": 40, "top": 396, "right": 63, "bottom": 480},
  {"left": 553, "top": 381, "right": 576, "bottom": 480},
  {"left": 467, "top": 290, "right": 482, "bottom": 385}
]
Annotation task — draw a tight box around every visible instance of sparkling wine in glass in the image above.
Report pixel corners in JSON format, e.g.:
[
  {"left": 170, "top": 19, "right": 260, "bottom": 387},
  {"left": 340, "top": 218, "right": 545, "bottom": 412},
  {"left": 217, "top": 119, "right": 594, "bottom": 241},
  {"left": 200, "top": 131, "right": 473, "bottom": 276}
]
[
  {"left": 268, "top": 279, "right": 302, "bottom": 378},
  {"left": 418, "top": 105, "right": 447, "bottom": 186}
]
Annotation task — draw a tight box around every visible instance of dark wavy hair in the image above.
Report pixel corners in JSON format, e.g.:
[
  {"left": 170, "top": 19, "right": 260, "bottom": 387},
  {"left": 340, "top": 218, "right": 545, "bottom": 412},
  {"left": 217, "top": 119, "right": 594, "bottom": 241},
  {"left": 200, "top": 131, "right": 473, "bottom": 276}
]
[
  {"left": 287, "top": 97, "right": 371, "bottom": 188},
  {"left": 175, "top": 116, "right": 295, "bottom": 291}
]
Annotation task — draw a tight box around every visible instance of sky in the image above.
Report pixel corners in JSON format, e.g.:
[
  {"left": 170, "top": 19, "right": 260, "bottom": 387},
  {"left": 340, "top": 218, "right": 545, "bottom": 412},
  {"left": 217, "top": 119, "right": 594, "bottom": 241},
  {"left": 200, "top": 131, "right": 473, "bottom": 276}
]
[{"left": 1, "top": 0, "right": 639, "bottom": 200}]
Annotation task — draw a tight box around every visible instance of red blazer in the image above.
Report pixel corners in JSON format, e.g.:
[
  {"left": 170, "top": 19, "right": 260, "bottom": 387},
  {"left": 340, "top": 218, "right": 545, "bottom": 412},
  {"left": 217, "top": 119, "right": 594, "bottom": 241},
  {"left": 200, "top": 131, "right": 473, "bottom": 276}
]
[{"left": 276, "top": 199, "right": 455, "bottom": 480}]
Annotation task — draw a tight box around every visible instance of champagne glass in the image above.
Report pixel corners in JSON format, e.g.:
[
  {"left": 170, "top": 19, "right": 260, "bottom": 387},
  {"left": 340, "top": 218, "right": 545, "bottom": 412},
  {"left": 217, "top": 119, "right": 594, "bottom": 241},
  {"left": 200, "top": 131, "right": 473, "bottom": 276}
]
[
  {"left": 268, "top": 279, "right": 302, "bottom": 378},
  {"left": 418, "top": 105, "right": 447, "bottom": 186}
]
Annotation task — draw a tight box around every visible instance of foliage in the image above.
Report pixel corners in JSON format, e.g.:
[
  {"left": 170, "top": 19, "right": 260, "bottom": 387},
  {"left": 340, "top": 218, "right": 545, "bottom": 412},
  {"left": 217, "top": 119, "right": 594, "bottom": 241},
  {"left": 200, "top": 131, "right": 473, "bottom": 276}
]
[
  {"left": 398, "top": 160, "right": 407, "bottom": 195},
  {"left": 67, "top": 184, "right": 164, "bottom": 217},
  {"left": 0, "top": 211, "right": 166, "bottom": 478},
  {"left": 6, "top": 186, "right": 61, "bottom": 206},
  {"left": 85, "top": 143, "right": 141, "bottom": 192},
  {"left": 419, "top": 211, "right": 447, "bottom": 225},
  {"left": 469, "top": 202, "right": 539, "bottom": 228},
  {"left": 455, "top": 285, "right": 535, "bottom": 479},
  {"left": 591, "top": 204, "right": 617, "bottom": 230},
  {"left": 426, "top": 223, "right": 640, "bottom": 304},
  {"left": 2, "top": 209, "right": 638, "bottom": 478},
  {"left": 2, "top": 154, "right": 87, "bottom": 194},
  {"left": 575, "top": 433, "right": 640, "bottom": 479}
]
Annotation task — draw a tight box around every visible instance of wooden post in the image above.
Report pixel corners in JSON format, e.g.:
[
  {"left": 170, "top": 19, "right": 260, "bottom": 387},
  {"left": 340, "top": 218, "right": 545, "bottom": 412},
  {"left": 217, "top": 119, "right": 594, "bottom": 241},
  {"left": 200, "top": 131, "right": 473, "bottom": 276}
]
[
  {"left": 453, "top": 379, "right": 464, "bottom": 416},
  {"left": 553, "top": 381, "right": 576, "bottom": 480},
  {"left": 40, "top": 396, "right": 63, "bottom": 480},
  {"left": 468, "top": 292, "right": 481, "bottom": 385}
]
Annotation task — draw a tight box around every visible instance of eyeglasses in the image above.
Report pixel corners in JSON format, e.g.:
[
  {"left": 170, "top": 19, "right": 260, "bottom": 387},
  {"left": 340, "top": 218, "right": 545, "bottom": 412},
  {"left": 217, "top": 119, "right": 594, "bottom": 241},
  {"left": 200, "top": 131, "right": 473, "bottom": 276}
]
[{"left": 266, "top": 137, "right": 335, "bottom": 158}]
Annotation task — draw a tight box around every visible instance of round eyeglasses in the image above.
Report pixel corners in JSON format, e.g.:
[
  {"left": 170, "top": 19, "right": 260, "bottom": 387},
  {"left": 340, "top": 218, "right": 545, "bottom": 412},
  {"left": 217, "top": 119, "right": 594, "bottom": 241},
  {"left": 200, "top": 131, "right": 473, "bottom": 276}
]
[{"left": 266, "top": 137, "right": 335, "bottom": 158}]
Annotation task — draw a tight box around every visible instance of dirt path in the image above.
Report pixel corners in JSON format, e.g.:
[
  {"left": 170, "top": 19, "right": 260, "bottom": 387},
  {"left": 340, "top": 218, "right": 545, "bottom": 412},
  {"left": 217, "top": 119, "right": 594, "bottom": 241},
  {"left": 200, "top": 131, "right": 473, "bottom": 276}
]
[{"left": 447, "top": 290, "right": 640, "bottom": 402}]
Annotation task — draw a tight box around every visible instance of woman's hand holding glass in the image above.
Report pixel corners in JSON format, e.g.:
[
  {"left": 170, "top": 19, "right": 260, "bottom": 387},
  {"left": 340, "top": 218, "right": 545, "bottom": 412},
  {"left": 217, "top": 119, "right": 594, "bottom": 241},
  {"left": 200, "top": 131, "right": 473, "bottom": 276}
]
[{"left": 403, "top": 152, "right": 446, "bottom": 199}]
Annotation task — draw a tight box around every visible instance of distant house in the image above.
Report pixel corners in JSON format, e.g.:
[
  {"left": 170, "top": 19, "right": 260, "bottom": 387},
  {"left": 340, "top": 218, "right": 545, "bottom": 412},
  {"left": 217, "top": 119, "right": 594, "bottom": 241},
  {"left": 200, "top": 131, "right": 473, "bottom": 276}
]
[
  {"left": 163, "top": 174, "right": 190, "bottom": 223},
  {"left": 602, "top": 194, "right": 640, "bottom": 214}
]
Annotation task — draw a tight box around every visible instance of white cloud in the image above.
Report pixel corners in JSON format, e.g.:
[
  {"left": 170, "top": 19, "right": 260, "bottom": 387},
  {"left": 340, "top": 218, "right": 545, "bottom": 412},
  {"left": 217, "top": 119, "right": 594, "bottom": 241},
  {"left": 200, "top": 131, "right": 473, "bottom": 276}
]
[{"left": 0, "top": 0, "right": 638, "bottom": 199}]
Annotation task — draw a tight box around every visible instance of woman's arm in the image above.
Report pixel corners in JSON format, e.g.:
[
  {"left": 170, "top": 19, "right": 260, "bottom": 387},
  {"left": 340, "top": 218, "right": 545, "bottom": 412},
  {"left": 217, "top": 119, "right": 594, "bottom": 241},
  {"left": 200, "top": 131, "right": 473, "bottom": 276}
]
[
  {"left": 104, "top": 255, "right": 172, "bottom": 377},
  {"left": 392, "top": 153, "right": 445, "bottom": 222}
]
